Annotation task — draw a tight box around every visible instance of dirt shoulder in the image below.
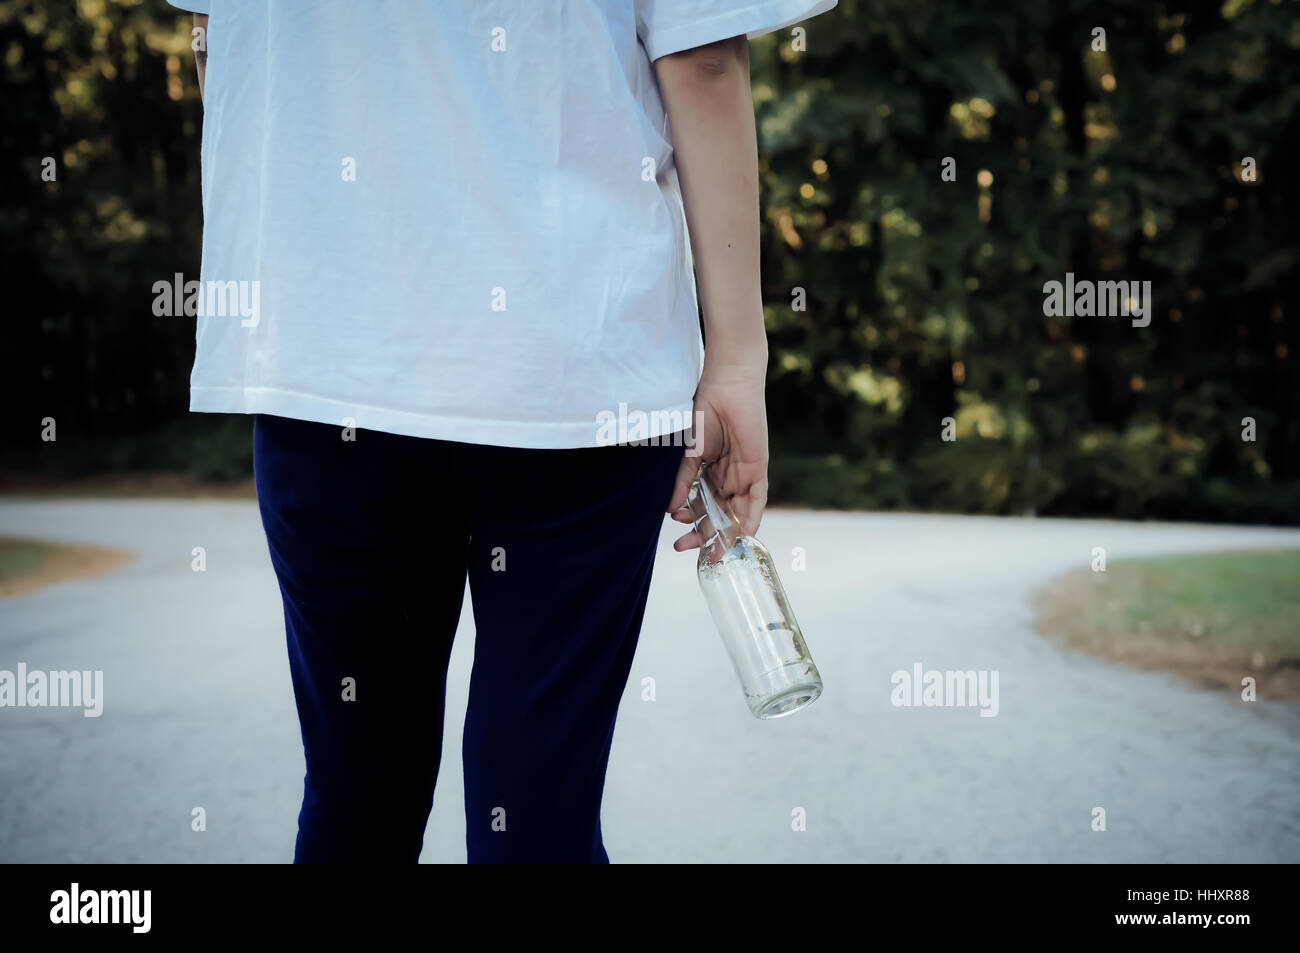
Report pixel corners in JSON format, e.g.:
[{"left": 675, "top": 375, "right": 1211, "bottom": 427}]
[
  {"left": 0, "top": 471, "right": 256, "bottom": 499},
  {"left": 1035, "top": 555, "right": 1300, "bottom": 700}
]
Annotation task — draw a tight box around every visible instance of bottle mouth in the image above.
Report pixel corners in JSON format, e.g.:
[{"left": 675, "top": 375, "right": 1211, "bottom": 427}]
[{"left": 686, "top": 466, "right": 735, "bottom": 549}]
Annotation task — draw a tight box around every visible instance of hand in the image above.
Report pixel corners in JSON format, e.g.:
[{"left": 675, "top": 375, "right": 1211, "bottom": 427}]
[{"left": 666, "top": 362, "right": 769, "bottom": 551}]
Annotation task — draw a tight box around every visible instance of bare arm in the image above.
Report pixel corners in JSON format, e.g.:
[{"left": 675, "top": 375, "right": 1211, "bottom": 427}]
[
  {"left": 655, "top": 37, "right": 770, "bottom": 544},
  {"left": 193, "top": 13, "right": 208, "bottom": 101},
  {"left": 654, "top": 36, "right": 767, "bottom": 372}
]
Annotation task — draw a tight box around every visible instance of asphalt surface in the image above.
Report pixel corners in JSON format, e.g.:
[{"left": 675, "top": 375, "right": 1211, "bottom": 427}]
[{"left": 1, "top": 498, "right": 1298, "bottom": 863}]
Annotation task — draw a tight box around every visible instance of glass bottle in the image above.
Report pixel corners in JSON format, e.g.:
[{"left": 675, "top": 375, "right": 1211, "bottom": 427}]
[{"left": 686, "top": 466, "right": 822, "bottom": 719}]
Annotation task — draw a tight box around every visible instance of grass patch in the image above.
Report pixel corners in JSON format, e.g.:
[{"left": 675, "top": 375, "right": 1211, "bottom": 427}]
[
  {"left": 0, "top": 536, "right": 135, "bottom": 599},
  {"left": 1037, "top": 548, "right": 1300, "bottom": 699},
  {"left": 0, "top": 538, "right": 61, "bottom": 581}
]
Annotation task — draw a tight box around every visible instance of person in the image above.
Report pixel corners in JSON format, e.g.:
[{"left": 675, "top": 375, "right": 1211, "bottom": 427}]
[{"left": 170, "top": 0, "right": 836, "bottom": 863}]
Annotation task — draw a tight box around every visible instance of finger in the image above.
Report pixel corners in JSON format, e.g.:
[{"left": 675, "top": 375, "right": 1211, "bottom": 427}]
[
  {"left": 673, "top": 528, "right": 702, "bottom": 551},
  {"left": 738, "top": 476, "right": 769, "bottom": 537},
  {"left": 666, "top": 452, "right": 703, "bottom": 514},
  {"left": 669, "top": 506, "right": 694, "bottom": 523}
]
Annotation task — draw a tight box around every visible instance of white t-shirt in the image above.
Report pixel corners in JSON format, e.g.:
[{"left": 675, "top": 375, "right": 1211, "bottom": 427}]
[{"left": 168, "top": 0, "right": 836, "bottom": 448}]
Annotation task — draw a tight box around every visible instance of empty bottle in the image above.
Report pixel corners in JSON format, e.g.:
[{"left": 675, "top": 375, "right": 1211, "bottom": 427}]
[{"left": 685, "top": 466, "right": 822, "bottom": 719}]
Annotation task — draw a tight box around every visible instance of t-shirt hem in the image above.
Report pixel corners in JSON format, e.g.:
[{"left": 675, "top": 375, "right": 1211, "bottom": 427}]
[{"left": 190, "top": 386, "right": 695, "bottom": 451}]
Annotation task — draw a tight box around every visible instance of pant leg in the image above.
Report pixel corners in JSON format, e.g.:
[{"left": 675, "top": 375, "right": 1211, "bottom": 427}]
[
  {"left": 254, "top": 413, "right": 468, "bottom": 863},
  {"left": 459, "top": 440, "right": 684, "bottom": 863}
]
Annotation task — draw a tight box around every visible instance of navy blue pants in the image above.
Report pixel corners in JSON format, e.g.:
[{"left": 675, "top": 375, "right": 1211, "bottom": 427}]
[{"left": 253, "top": 413, "right": 683, "bottom": 863}]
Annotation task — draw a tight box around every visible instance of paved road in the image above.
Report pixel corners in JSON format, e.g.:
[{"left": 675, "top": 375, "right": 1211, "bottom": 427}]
[{"left": 1, "top": 498, "right": 1298, "bottom": 863}]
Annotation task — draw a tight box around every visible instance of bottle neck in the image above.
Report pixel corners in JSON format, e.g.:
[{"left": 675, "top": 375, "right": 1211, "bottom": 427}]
[{"left": 687, "top": 470, "right": 743, "bottom": 563}]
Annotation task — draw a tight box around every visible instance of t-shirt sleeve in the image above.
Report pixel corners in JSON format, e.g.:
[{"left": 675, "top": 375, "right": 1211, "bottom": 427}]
[
  {"left": 166, "top": 0, "right": 211, "bottom": 12},
  {"left": 635, "top": 0, "right": 837, "bottom": 61}
]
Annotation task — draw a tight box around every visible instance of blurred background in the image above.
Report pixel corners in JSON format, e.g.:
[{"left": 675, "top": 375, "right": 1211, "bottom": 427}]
[
  {"left": 2, "top": 0, "right": 1297, "bottom": 521},
  {"left": 1, "top": 0, "right": 1299, "bottom": 865}
]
